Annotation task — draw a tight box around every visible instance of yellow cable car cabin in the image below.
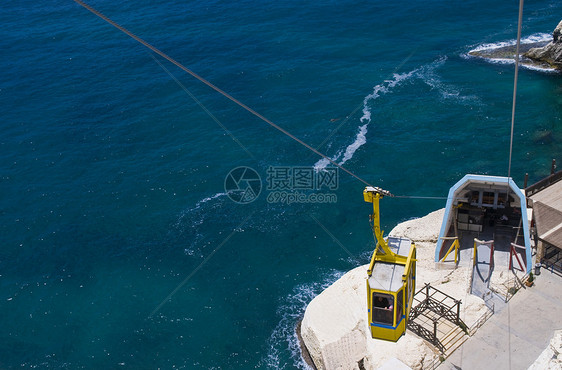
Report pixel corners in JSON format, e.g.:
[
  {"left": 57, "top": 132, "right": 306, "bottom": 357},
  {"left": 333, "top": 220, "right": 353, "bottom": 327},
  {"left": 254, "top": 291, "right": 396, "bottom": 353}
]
[{"left": 364, "top": 186, "right": 416, "bottom": 342}]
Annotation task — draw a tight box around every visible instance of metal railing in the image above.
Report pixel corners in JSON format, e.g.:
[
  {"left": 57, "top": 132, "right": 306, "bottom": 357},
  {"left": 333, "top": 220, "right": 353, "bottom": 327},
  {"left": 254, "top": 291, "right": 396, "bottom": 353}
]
[
  {"left": 525, "top": 169, "right": 562, "bottom": 197},
  {"left": 408, "top": 284, "right": 468, "bottom": 354}
]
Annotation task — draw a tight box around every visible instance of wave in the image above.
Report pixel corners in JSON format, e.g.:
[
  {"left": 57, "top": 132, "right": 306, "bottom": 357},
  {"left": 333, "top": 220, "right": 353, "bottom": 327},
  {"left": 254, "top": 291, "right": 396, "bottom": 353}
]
[
  {"left": 172, "top": 192, "right": 229, "bottom": 256},
  {"left": 260, "top": 269, "right": 345, "bottom": 369},
  {"left": 314, "top": 70, "right": 416, "bottom": 171},
  {"left": 314, "top": 56, "right": 480, "bottom": 171},
  {"left": 467, "top": 33, "right": 551, "bottom": 54},
  {"left": 174, "top": 192, "right": 227, "bottom": 229},
  {"left": 192, "top": 192, "right": 227, "bottom": 210},
  {"left": 339, "top": 123, "right": 368, "bottom": 165}
]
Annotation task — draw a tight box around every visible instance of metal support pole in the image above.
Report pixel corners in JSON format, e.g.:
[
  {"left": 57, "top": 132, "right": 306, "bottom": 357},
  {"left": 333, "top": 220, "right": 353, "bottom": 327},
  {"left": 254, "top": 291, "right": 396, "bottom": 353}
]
[{"left": 456, "top": 301, "right": 460, "bottom": 325}]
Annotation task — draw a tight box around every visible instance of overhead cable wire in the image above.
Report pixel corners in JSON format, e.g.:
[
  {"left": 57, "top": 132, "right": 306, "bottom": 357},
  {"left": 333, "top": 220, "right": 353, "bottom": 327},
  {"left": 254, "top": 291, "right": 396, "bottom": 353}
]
[
  {"left": 73, "top": 0, "right": 449, "bottom": 201},
  {"left": 508, "top": 0, "right": 524, "bottom": 180},
  {"left": 72, "top": 0, "right": 375, "bottom": 189}
]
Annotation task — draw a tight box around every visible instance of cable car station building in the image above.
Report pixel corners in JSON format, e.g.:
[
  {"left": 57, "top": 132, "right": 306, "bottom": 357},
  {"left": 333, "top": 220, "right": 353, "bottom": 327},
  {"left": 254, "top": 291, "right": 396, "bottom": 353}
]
[
  {"left": 527, "top": 171, "right": 562, "bottom": 273},
  {"left": 434, "top": 174, "right": 532, "bottom": 274}
]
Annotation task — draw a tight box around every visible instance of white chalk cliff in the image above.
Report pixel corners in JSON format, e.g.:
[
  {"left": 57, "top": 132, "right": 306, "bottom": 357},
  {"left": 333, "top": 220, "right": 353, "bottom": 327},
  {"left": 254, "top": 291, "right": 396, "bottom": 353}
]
[{"left": 300, "top": 209, "right": 489, "bottom": 369}]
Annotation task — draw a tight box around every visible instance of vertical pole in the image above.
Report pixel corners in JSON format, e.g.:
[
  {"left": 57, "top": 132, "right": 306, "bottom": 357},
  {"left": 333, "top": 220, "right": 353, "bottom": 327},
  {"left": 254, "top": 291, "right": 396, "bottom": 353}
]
[
  {"left": 551, "top": 159, "right": 556, "bottom": 175},
  {"left": 490, "top": 242, "right": 494, "bottom": 269},
  {"left": 524, "top": 173, "right": 528, "bottom": 188},
  {"left": 456, "top": 301, "right": 460, "bottom": 325},
  {"left": 473, "top": 240, "right": 477, "bottom": 267},
  {"left": 454, "top": 239, "right": 459, "bottom": 264}
]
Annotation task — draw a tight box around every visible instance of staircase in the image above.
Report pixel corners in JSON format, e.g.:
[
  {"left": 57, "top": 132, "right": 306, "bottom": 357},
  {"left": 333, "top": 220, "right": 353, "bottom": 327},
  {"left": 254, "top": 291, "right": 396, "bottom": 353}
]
[{"left": 407, "top": 284, "right": 469, "bottom": 358}]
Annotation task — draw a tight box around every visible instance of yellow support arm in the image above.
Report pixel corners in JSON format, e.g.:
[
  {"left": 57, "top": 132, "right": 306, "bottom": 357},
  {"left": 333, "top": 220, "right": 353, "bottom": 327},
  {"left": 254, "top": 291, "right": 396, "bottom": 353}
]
[
  {"left": 367, "top": 249, "right": 378, "bottom": 276},
  {"left": 364, "top": 188, "right": 395, "bottom": 255},
  {"left": 364, "top": 186, "right": 399, "bottom": 276}
]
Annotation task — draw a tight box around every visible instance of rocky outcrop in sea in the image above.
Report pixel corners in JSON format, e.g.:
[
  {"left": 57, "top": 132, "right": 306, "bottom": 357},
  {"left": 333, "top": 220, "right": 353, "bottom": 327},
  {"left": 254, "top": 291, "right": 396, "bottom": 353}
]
[
  {"left": 468, "top": 20, "right": 562, "bottom": 71},
  {"left": 524, "top": 20, "right": 562, "bottom": 70}
]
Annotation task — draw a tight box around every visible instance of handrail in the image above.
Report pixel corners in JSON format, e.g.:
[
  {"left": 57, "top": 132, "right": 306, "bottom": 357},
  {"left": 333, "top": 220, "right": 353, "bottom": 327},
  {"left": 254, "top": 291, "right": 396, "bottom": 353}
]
[
  {"left": 509, "top": 242, "right": 526, "bottom": 271},
  {"left": 439, "top": 237, "right": 460, "bottom": 264},
  {"left": 526, "top": 170, "right": 562, "bottom": 197},
  {"left": 473, "top": 239, "right": 493, "bottom": 267}
]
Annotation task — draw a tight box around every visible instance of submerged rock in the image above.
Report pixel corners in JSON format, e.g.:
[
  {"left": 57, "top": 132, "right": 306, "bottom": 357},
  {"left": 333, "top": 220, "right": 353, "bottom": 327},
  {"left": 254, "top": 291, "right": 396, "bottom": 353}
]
[
  {"left": 524, "top": 20, "right": 562, "bottom": 70},
  {"left": 468, "top": 41, "right": 552, "bottom": 71},
  {"left": 532, "top": 129, "right": 554, "bottom": 145},
  {"left": 469, "top": 42, "right": 548, "bottom": 60}
]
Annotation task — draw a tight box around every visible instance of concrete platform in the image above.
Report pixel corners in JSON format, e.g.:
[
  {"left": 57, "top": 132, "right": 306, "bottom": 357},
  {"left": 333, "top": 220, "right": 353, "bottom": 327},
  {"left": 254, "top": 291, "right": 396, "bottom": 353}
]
[{"left": 442, "top": 269, "right": 562, "bottom": 370}]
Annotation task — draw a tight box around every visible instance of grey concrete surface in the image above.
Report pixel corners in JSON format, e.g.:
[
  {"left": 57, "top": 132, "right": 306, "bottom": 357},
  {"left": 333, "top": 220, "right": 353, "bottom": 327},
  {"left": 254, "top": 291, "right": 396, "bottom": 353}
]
[{"left": 442, "top": 269, "right": 562, "bottom": 370}]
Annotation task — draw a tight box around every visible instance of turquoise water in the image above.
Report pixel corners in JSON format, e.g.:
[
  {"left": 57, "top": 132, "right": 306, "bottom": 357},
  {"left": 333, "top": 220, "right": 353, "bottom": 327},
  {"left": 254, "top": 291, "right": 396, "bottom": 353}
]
[{"left": 1, "top": 0, "right": 561, "bottom": 368}]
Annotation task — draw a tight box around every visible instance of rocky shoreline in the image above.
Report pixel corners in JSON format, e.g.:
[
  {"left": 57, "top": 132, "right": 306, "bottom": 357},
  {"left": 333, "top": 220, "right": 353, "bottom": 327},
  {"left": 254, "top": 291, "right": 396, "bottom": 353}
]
[
  {"left": 469, "top": 20, "right": 562, "bottom": 71},
  {"left": 298, "top": 209, "right": 489, "bottom": 370},
  {"left": 524, "top": 20, "right": 562, "bottom": 70},
  {"left": 468, "top": 41, "right": 551, "bottom": 69}
]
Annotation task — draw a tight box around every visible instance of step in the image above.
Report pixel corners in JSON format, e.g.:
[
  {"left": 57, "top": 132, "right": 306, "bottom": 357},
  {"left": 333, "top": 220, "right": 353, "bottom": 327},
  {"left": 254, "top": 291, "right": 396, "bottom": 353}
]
[{"left": 441, "top": 326, "right": 469, "bottom": 358}]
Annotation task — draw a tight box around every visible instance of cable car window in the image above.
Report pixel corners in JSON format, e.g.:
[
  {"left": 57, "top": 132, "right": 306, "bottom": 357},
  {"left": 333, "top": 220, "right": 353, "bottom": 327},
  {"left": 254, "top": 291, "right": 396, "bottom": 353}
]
[{"left": 372, "top": 293, "right": 393, "bottom": 325}]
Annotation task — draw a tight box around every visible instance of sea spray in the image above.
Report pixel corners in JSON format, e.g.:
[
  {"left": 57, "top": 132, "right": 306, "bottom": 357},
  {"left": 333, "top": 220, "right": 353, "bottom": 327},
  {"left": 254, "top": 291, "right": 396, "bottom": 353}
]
[{"left": 314, "top": 70, "right": 416, "bottom": 171}]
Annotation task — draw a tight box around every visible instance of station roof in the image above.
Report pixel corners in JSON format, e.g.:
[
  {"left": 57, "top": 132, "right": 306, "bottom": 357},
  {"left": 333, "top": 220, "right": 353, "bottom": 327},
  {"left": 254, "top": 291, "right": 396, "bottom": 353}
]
[
  {"left": 530, "top": 180, "right": 562, "bottom": 249},
  {"left": 529, "top": 179, "right": 562, "bottom": 210}
]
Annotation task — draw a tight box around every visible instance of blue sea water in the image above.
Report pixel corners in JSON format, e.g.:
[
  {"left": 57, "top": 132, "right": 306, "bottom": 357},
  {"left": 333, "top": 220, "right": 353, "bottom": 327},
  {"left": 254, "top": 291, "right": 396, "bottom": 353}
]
[{"left": 1, "top": 0, "right": 561, "bottom": 368}]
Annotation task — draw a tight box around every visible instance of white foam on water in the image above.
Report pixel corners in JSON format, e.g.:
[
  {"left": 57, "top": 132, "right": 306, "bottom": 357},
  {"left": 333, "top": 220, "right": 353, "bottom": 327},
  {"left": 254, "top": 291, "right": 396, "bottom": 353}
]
[
  {"left": 313, "top": 149, "right": 343, "bottom": 172},
  {"left": 313, "top": 70, "right": 416, "bottom": 171},
  {"left": 519, "top": 62, "right": 560, "bottom": 73},
  {"left": 416, "top": 56, "right": 482, "bottom": 104},
  {"left": 338, "top": 123, "right": 368, "bottom": 167},
  {"left": 470, "top": 55, "right": 559, "bottom": 73},
  {"left": 174, "top": 192, "right": 227, "bottom": 230},
  {"left": 313, "top": 157, "right": 331, "bottom": 172},
  {"left": 476, "top": 56, "right": 560, "bottom": 73},
  {"left": 172, "top": 192, "right": 229, "bottom": 256},
  {"left": 193, "top": 192, "right": 228, "bottom": 210},
  {"left": 260, "top": 269, "right": 345, "bottom": 369},
  {"left": 469, "top": 33, "right": 551, "bottom": 53}
]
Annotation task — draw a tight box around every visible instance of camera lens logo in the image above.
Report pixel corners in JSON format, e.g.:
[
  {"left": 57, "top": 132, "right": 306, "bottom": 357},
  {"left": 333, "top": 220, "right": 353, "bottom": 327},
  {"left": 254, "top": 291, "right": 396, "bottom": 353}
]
[{"left": 224, "top": 167, "right": 262, "bottom": 204}]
